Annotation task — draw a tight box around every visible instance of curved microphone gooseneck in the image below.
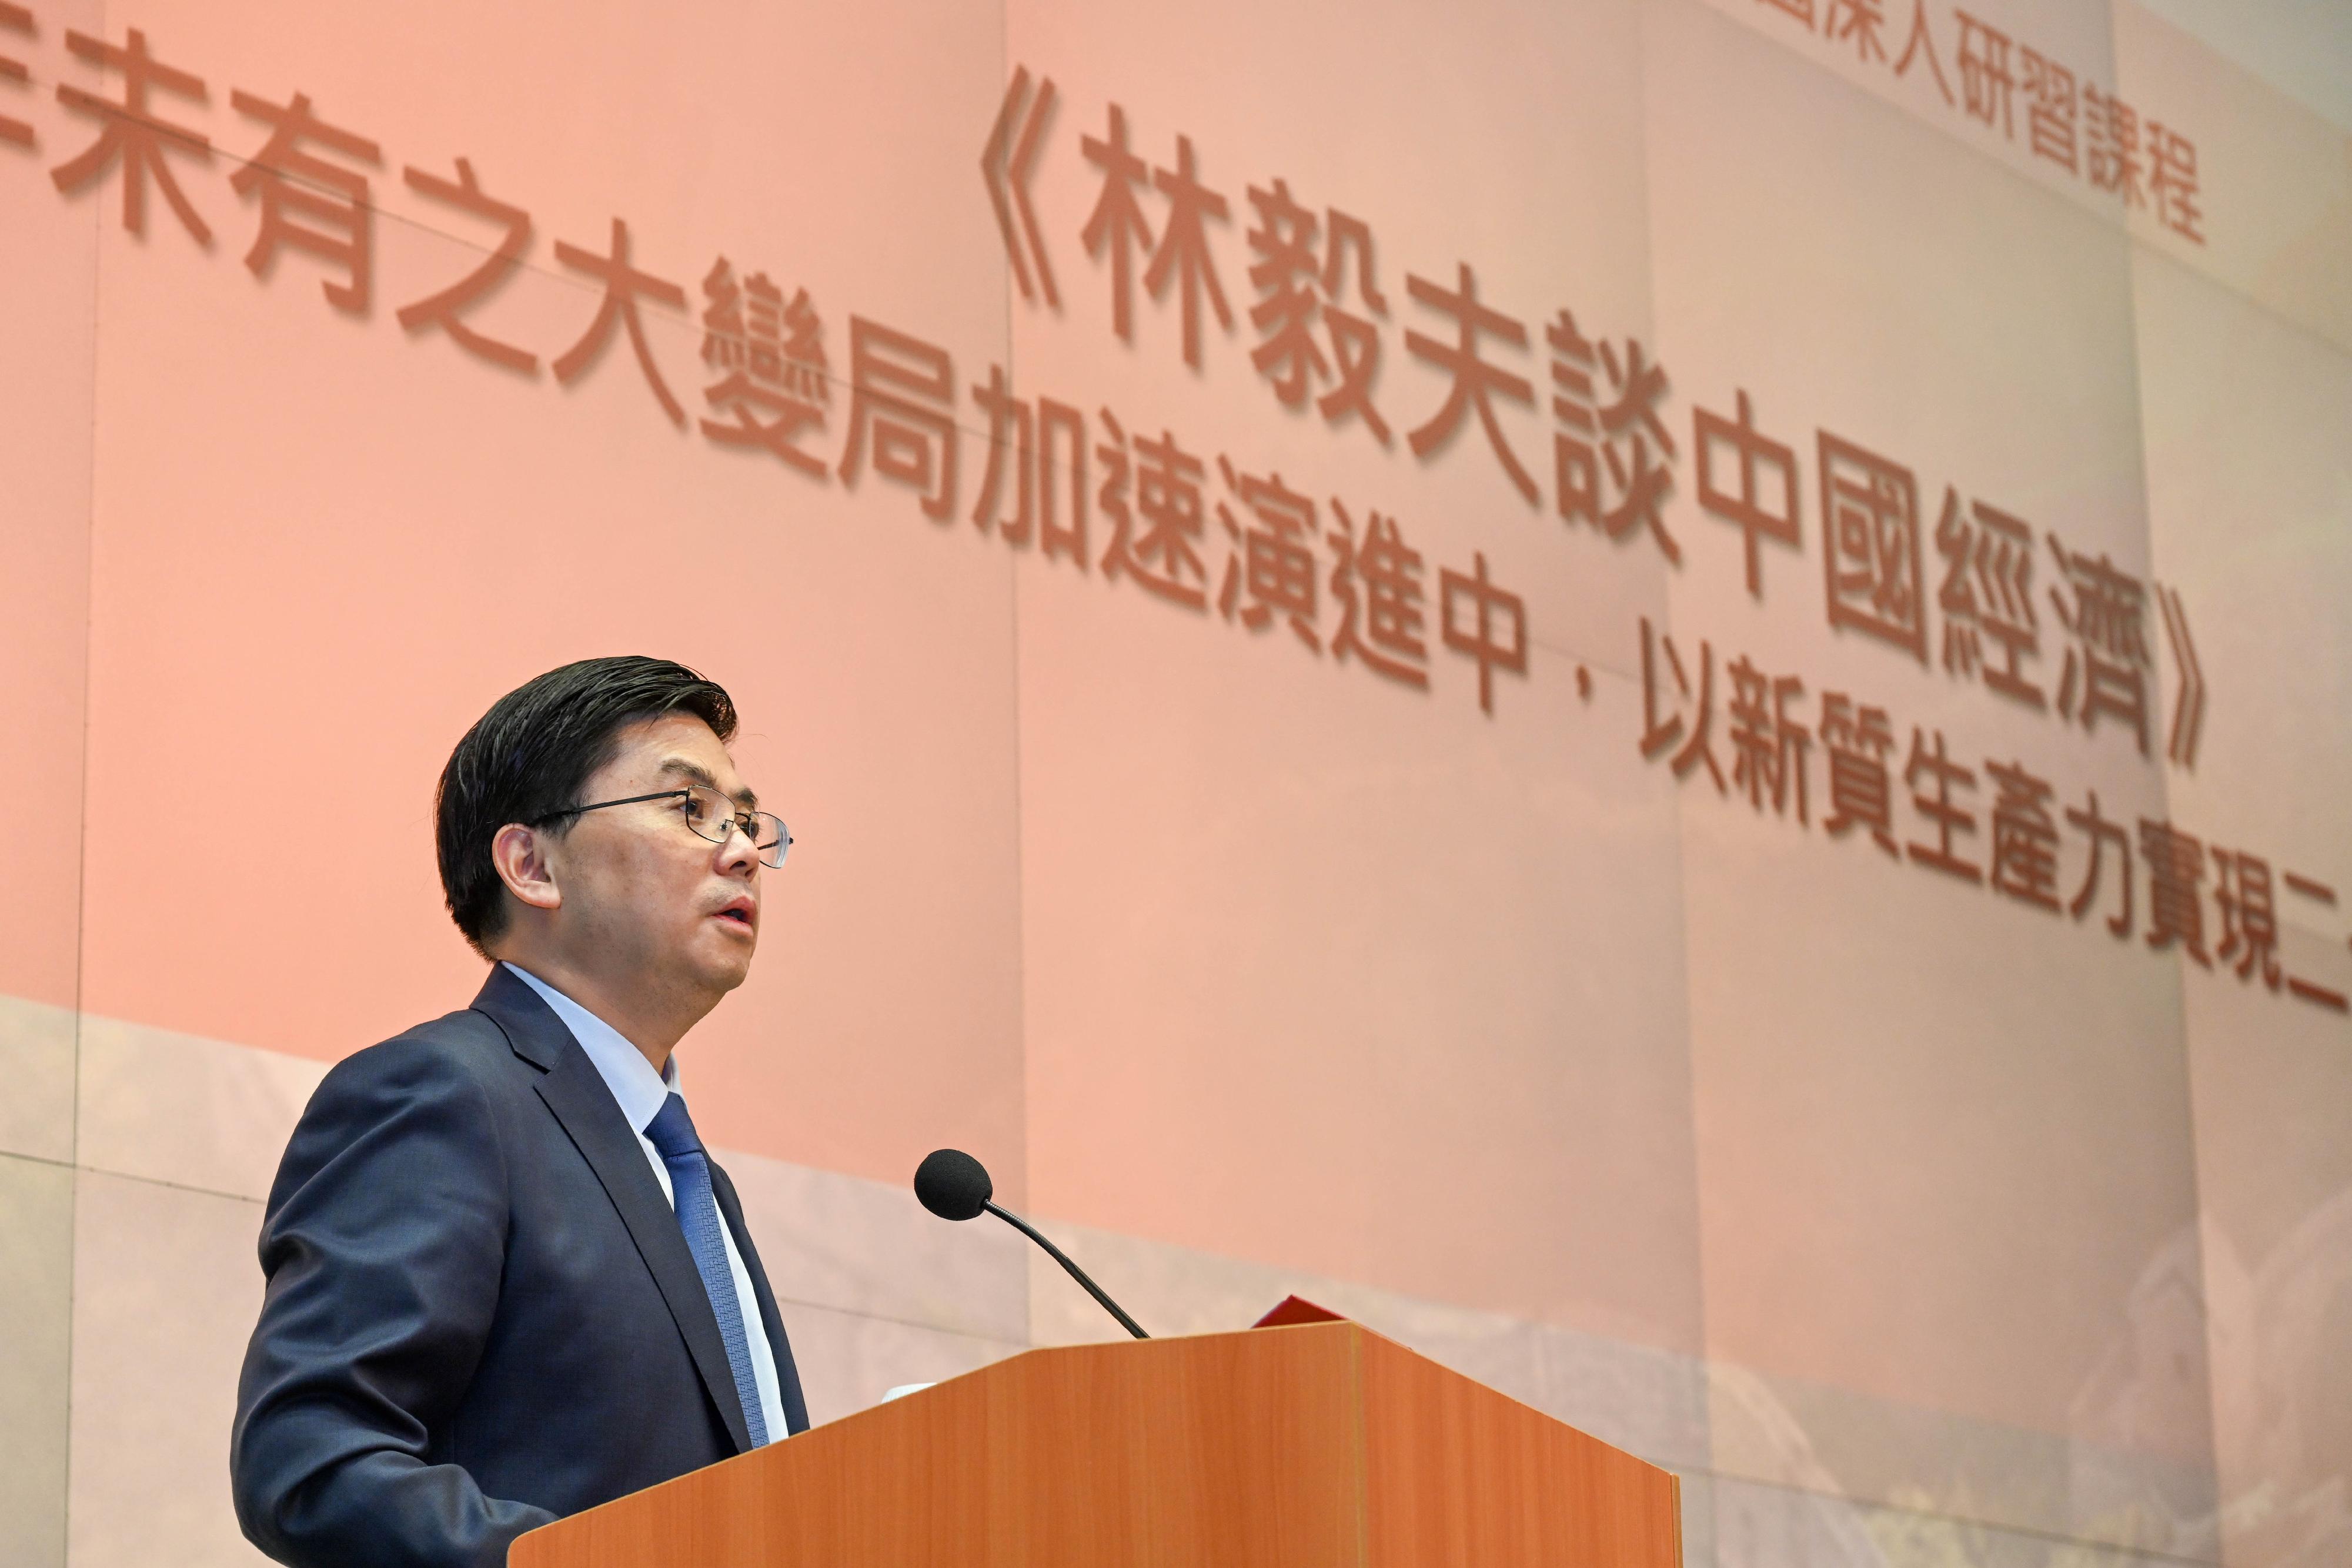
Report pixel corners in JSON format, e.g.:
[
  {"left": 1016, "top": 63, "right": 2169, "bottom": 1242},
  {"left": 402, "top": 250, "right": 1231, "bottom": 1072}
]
[{"left": 913, "top": 1148, "right": 1150, "bottom": 1340}]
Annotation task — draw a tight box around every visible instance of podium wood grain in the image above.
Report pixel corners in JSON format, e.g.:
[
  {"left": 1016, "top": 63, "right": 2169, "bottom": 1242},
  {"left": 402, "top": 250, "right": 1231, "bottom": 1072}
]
[{"left": 510, "top": 1320, "right": 1681, "bottom": 1568}]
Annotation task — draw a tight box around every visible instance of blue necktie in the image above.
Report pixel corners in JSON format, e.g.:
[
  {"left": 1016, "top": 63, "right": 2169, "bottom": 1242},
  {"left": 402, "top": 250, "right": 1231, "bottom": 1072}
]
[{"left": 644, "top": 1093, "right": 769, "bottom": 1447}]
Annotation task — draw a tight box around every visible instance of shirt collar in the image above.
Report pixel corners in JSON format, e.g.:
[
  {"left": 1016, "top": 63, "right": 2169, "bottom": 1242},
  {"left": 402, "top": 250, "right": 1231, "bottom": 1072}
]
[{"left": 503, "top": 962, "right": 677, "bottom": 1135}]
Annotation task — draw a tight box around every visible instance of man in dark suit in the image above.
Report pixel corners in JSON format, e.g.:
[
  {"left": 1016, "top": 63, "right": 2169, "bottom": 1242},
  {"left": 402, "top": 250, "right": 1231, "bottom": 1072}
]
[{"left": 233, "top": 656, "right": 808, "bottom": 1568}]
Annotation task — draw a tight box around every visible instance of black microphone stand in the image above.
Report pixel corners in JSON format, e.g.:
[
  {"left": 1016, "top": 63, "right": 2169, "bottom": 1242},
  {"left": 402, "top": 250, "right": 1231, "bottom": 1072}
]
[{"left": 985, "top": 1201, "right": 1150, "bottom": 1339}]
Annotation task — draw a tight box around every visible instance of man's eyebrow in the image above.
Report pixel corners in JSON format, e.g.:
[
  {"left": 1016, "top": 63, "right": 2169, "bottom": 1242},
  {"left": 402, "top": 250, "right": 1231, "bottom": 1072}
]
[{"left": 655, "top": 757, "right": 757, "bottom": 810}]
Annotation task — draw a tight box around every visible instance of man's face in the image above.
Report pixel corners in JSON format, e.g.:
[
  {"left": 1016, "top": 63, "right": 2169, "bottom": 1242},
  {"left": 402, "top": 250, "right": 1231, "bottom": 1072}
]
[{"left": 539, "top": 713, "right": 764, "bottom": 1002}]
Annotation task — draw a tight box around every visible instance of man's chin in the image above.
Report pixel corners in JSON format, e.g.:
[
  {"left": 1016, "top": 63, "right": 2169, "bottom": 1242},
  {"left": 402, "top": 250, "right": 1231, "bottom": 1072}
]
[{"left": 688, "top": 936, "right": 756, "bottom": 994}]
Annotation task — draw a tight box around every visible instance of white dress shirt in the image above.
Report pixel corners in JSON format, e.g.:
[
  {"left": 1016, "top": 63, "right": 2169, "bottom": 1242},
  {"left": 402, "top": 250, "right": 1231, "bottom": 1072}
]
[{"left": 504, "top": 962, "right": 788, "bottom": 1444}]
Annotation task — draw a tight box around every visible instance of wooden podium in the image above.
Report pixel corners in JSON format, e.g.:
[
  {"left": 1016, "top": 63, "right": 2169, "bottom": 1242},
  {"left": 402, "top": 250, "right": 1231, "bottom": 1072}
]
[{"left": 512, "top": 1306, "right": 1682, "bottom": 1568}]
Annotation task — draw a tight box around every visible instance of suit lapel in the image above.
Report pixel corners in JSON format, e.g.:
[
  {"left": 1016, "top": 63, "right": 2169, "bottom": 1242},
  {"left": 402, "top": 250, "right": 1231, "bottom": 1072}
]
[{"left": 472, "top": 967, "right": 754, "bottom": 1455}]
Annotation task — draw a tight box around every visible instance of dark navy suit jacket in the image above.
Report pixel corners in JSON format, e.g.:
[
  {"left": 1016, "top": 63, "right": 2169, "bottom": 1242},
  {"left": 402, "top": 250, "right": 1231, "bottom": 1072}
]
[{"left": 232, "top": 965, "right": 808, "bottom": 1568}]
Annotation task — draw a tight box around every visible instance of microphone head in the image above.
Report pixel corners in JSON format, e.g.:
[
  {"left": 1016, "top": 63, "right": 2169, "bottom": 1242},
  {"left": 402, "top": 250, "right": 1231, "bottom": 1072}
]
[{"left": 914, "top": 1148, "right": 993, "bottom": 1222}]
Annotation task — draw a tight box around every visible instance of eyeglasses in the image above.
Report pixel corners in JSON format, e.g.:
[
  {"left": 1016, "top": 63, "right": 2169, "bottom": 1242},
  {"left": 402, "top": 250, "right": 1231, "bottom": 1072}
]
[{"left": 530, "top": 785, "right": 791, "bottom": 868}]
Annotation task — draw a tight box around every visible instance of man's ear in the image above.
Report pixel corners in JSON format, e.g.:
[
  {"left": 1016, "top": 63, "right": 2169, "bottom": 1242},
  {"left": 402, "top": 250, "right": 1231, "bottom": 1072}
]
[{"left": 490, "top": 823, "right": 564, "bottom": 914}]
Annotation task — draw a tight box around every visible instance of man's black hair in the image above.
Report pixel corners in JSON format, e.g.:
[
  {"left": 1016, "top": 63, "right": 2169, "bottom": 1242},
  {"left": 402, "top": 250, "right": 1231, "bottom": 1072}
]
[{"left": 436, "top": 656, "right": 737, "bottom": 957}]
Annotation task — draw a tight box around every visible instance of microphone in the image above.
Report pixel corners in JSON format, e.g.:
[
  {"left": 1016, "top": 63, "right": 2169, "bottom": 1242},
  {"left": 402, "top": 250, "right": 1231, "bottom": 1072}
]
[{"left": 914, "top": 1149, "right": 1149, "bottom": 1340}]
